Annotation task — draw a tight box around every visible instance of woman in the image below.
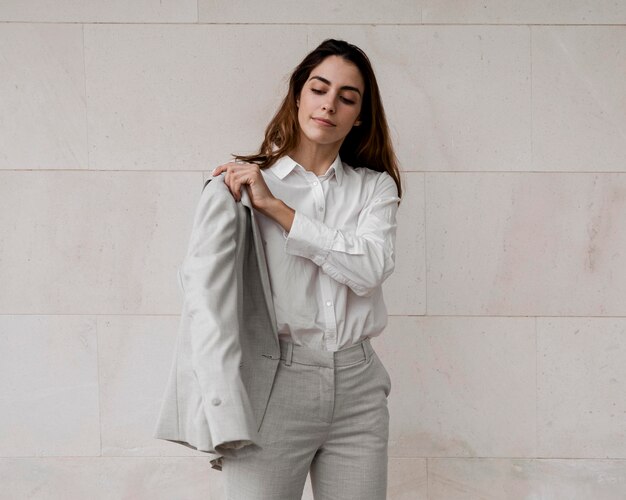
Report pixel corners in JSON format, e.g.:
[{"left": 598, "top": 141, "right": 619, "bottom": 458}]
[{"left": 211, "top": 38, "right": 402, "bottom": 500}]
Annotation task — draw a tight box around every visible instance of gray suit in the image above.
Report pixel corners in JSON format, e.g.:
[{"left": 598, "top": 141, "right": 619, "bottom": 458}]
[{"left": 153, "top": 173, "right": 280, "bottom": 471}]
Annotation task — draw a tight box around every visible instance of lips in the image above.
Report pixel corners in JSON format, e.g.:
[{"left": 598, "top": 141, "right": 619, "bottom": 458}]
[{"left": 312, "top": 117, "right": 335, "bottom": 126}]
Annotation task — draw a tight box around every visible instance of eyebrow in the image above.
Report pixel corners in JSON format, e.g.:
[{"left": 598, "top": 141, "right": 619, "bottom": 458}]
[{"left": 308, "top": 76, "right": 362, "bottom": 96}]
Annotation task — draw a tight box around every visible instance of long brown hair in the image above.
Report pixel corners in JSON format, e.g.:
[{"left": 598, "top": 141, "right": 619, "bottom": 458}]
[{"left": 232, "top": 38, "right": 402, "bottom": 200}]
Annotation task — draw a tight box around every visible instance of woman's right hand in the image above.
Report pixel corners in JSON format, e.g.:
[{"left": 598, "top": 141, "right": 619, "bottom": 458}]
[
  {"left": 212, "top": 160, "right": 277, "bottom": 210},
  {"left": 212, "top": 160, "right": 295, "bottom": 233}
]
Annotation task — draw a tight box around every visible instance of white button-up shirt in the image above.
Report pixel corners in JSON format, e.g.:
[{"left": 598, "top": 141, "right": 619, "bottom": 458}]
[{"left": 255, "top": 153, "right": 400, "bottom": 352}]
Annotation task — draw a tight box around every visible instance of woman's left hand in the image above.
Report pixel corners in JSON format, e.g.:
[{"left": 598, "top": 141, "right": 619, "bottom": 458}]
[{"left": 211, "top": 160, "right": 276, "bottom": 210}]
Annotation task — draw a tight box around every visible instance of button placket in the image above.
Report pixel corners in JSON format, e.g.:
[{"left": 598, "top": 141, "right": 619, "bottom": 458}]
[
  {"left": 311, "top": 177, "right": 337, "bottom": 346},
  {"left": 320, "top": 274, "right": 337, "bottom": 344},
  {"left": 308, "top": 174, "right": 325, "bottom": 220}
]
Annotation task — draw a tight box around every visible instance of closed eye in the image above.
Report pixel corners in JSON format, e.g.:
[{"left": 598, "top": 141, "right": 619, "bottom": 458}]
[{"left": 311, "top": 88, "right": 356, "bottom": 105}]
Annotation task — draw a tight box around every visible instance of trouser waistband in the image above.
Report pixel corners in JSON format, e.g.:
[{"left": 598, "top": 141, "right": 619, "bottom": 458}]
[{"left": 279, "top": 337, "right": 373, "bottom": 368}]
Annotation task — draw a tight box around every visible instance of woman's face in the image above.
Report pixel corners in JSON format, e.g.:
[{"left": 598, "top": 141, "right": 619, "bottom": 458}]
[{"left": 296, "top": 55, "right": 364, "bottom": 150}]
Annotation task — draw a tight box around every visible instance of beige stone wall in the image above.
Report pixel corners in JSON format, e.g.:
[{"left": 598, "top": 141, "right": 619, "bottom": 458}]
[{"left": 1, "top": 1, "right": 626, "bottom": 498}]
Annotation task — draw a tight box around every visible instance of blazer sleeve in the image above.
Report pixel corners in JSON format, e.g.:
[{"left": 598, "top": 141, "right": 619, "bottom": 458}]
[{"left": 178, "top": 177, "right": 259, "bottom": 453}]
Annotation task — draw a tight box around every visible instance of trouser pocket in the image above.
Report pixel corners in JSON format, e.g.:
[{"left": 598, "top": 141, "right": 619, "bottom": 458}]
[{"left": 372, "top": 351, "right": 392, "bottom": 397}]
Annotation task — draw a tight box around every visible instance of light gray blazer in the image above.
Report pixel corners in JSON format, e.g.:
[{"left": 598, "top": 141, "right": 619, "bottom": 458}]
[{"left": 153, "top": 173, "right": 280, "bottom": 471}]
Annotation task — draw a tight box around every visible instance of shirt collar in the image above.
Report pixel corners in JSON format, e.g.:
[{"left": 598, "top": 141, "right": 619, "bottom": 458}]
[{"left": 270, "top": 154, "right": 344, "bottom": 186}]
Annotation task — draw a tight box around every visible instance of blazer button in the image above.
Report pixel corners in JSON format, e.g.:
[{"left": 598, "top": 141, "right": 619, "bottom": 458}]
[{"left": 211, "top": 397, "right": 221, "bottom": 406}]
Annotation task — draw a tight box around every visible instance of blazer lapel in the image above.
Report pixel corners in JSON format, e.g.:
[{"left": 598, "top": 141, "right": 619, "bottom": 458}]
[{"left": 240, "top": 188, "right": 279, "bottom": 340}]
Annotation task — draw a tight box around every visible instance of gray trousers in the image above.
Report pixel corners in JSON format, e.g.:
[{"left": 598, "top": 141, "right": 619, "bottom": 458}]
[{"left": 222, "top": 337, "right": 392, "bottom": 500}]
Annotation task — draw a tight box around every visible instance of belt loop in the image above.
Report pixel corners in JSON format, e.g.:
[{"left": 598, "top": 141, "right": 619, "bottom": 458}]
[
  {"left": 362, "top": 338, "right": 370, "bottom": 363},
  {"left": 285, "top": 342, "right": 293, "bottom": 366}
]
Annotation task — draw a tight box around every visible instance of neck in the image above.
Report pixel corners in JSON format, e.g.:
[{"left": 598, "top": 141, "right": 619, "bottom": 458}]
[{"left": 287, "top": 137, "right": 340, "bottom": 176}]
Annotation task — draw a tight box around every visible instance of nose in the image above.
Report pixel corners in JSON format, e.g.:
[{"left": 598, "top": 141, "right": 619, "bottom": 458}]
[{"left": 322, "top": 99, "right": 336, "bottom": 113}]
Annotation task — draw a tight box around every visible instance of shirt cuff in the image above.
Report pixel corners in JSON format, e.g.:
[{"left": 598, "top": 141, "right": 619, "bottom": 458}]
[{"left": 283, "top": 210, "right": 335, "bottom": 265}]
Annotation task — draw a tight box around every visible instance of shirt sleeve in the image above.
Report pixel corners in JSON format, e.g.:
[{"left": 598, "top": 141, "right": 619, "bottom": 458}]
[{"left": 283, "top": 171, "right": 400, "bottom": 297}]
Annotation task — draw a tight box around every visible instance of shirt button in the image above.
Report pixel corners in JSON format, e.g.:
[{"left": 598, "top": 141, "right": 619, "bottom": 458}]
[
  {"left": 313, "top": 181, "right": 318, "bottom": 186},
  {"left": 326, "top": 301, "right": 332, "bottom": 306},
  {"left": 318, "top": 206, "right": 324, "bottom": 212},
  {"left": 211, "top": 398, "right": 221, "bottom": 406}
]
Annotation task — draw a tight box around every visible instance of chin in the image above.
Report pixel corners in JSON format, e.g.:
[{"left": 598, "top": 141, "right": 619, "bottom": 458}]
[{"left": 301, "top": 129, "right": 341, "bottom": 146}]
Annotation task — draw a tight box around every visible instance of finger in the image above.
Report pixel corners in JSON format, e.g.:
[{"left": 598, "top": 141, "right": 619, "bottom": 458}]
[
  {"left": 224, "top": 171, "right": 231, "bottom": 191},
  {"left": 224, "top": 170, "right": 241, "bottom": 202},
  {"left": 211, "top": 164, "right": 226, "bottom": 176},
  {"left": 217, "top": 163, "right": 249, "bottom": 201},
  {"left": 231, "top": 175, "right": 243, "bottom": 201},
  {"left": 213, "top": 161, "right": 239, "bottom": 176}
]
